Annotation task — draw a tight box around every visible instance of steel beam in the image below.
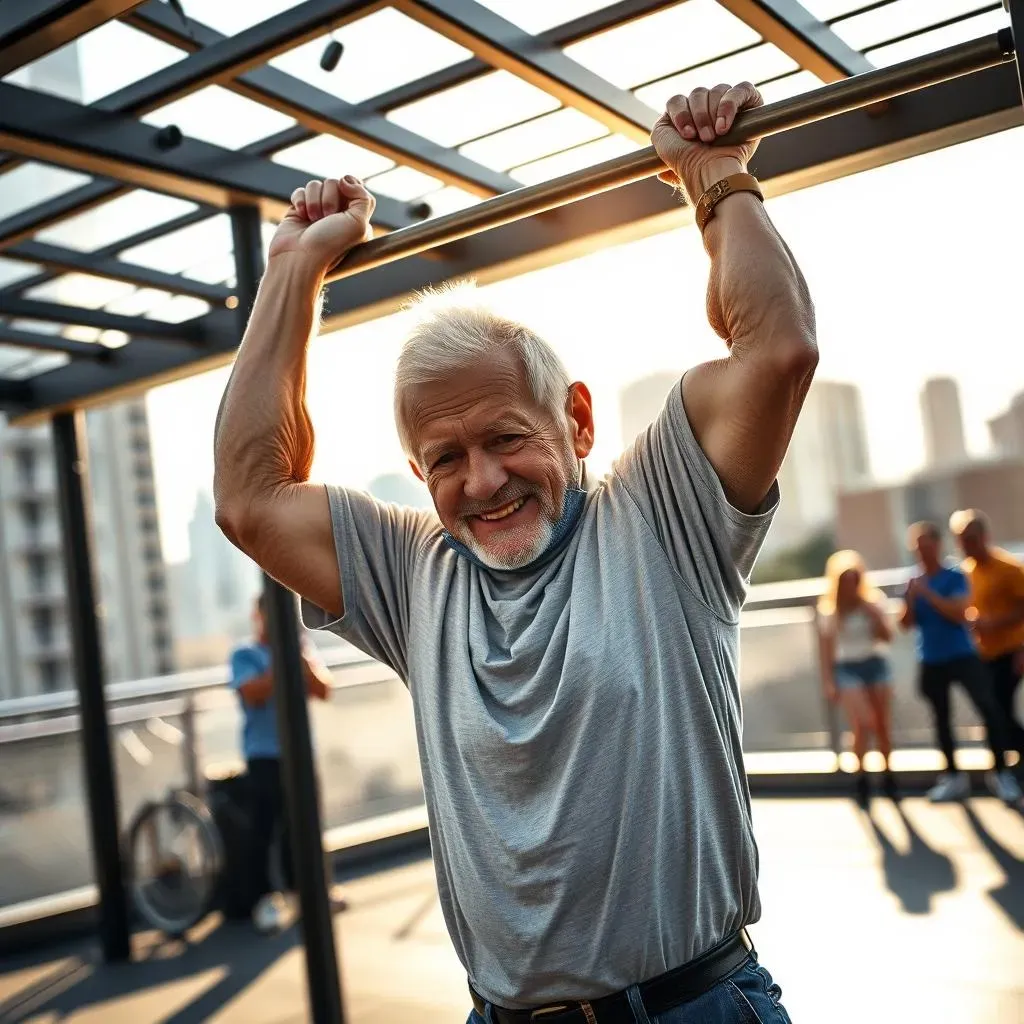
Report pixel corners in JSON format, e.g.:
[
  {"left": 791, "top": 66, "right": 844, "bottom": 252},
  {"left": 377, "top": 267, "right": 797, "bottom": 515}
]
[
  {"left": 52, "top": 409, "right": 131, "bottom": 963},
  {"left": 1010, "top": 0, "right": 1024, "bottom": 103},
  {"left": 0, "top": 324, "right": 111, "bottom": 358},
  {"left": 394, "top": 0, "right": 660, "bottom": 142},
  {"left": 122, "top": 1, "right": 518, "bottom": 197},
  {"left": 5, "top": 241, "right": 232, "bottom": 303},
  {"left": 716, "top": 0, "right": 872, "bottom": 80},
  {"left": 0, "top": 179, "right": 132, "bottom": 251},
  {"left": 0, "top": 294, "right": 206, "bottom": 342},
  {"left": 5, "top": 61, "right": 1021, "bottom": 421},
  {"left": 0, "top": 83, "right": 412, "bottom": 226},
  {"left": 0, "top": 0, "right": 146, "bottom": 76}
]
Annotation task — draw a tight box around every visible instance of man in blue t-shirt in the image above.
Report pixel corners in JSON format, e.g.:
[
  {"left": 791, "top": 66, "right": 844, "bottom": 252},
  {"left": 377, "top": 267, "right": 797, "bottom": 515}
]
[
  {"left": 229, "top": 593, "right": 332, "bottom": 931},
  {"left": 900, "top": 521, "right": 1016, "bottom": 804}
]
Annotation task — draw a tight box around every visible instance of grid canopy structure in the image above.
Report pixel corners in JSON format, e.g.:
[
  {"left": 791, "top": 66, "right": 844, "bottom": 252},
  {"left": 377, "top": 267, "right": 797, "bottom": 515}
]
[{"left": 0, "top": 0, "right": 1020, "bottom": 422}]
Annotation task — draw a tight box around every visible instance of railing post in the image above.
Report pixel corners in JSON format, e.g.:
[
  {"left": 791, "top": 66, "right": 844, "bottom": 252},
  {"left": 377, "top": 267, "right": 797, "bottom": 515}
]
[{"left": 52, "top": 410, "right": 131, "bottom": 963}]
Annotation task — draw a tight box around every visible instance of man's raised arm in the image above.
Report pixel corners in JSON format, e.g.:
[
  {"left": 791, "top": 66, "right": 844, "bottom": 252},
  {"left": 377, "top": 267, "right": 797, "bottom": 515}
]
[
  {"left": 652, "top": 84, "right": 818, "bottom": 514},
  {"left": 214, "top": 176, "right": 376, "bottom": 618}
]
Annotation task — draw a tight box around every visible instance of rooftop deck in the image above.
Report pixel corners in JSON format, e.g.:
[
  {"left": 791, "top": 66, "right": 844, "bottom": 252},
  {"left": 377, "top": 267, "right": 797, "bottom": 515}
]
[{"left": 2, "top": 794, "right": 1022, "bottom": 1023}]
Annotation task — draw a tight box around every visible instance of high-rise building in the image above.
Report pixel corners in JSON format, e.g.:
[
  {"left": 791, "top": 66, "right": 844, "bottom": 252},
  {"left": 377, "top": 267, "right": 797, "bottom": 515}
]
[
  {"left": 920, "top": 377, "right": 967, "bottom": 468},
  {"left": 619, "top": 372, "right": 680, "bottom": 448},
  {"left": 167, "top": 491, "right": 262, "bottom": 668},
  {"left": 988, "top": 391, "right": 1024, "bottom": 458},
  {"left": 0, "top": 45, "right": 173, "bottom": 699},
  {"left": 0, "top": 403, "right": 174, "bottom": 699},
  {"left": 769, "top": 381, "right": 872, "bottom": 554}
]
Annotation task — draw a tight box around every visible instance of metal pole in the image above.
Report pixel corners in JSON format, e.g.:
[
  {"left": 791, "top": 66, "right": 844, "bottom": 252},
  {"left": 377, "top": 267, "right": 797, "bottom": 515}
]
[
  {"left": 52, "top": 410, "right": 131, "bottom": 963},
  {"left": 328, "top": 29, "right": 1016, "bottom": 282},
  {"left": 230, "top": 206, "right": 345, "bottom": 1024},
  {"left": 1009, "top": 0, "right": 1024, "bottom": 103}
]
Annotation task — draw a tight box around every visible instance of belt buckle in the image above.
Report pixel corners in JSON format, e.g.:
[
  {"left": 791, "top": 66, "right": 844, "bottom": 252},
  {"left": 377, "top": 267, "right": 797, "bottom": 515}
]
[{"left": 530, "top": 1002, "right": 596, "bottom": 1023}]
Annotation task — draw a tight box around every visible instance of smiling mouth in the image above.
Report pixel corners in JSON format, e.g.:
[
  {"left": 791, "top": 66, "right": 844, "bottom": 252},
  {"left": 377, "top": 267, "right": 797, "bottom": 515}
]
[{"left": 475, "top": 496, "right": 528, "bottom": 522}]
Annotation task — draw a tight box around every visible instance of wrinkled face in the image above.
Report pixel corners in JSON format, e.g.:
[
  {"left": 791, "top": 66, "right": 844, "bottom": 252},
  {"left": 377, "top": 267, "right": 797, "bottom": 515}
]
[
  {"left": 837, "top": 568, "right": 860, "bottom": 602},
  {"left": 956, "top": 523, "right": 986, "bottom": 561},
  {"left": 915, "top": 531, "right": 940, "bottom": 565},
  {"left": 407, "top": 351, "right": 593, "bottom": 570}
]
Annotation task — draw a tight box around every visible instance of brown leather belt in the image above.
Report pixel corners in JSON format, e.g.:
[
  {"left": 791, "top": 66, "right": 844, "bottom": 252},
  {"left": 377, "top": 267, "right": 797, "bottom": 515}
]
[{"left": 470, "top": 930, "right": 754, "bottom": 1024}]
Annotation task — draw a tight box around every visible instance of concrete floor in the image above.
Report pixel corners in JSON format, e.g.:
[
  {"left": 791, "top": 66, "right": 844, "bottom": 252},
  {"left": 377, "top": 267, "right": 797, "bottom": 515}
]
[{"left": 1, "top": 796, "right": 1022, "bottom": 1024}]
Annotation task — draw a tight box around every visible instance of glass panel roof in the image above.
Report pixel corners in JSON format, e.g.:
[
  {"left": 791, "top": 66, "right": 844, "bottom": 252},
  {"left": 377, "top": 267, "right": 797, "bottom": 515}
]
[
  {"left": 510, "top": 133, "right": 642, "bottom": 186},
  {"left": 118, "top": 215, "right": 233, "bottom": 275},
  {"left": 103, "top": 287, "right": 174, "bottom": 317},
  {"left": 799, "top": 0, "right": 873, "bottom": 20},
  {"left": 364, "top": 166, "right": 442, "bottom": 202},
  {"left": 271, "top": 135, "right": 395, "bottom": 182},
  {"left": 0, "top": 347, "right": 69, "bottom": 379},
  {"left": 564, "top": 0, "right": 761, "bottom": 90},
  {"left": 634, "top": 43, "right": 799, "bottom": 111},
  {"left": 7, "top": 319, "right": 64, "bottom": 335},
  {"left": 0, "top": 257, "right": 42, "bottom": 290},
  {"left": 269, "top": 8, "right": 472, "bottom": 105},
  {"left": 459, "top": 108, "right": 608, "bottom": 171},
  {"left": 145, "top": 295, "right": 211, "bottom": 324},
  {"left": 173, "top": 0, "right": 304, "bottom": 37},
  {"left": 472, "top": 0, "right": 619, "bottom": 35},
  {"left": 24, "top": 273, "right": 137, "bottom": 310},
  {"left": 34, "top": 190, "right": 199, "bottom": 253},
  {"left": 832, "top": 0, "right": 989, "bottom": 52},
  {"left": 62, "top": 325, "right": 103, "bottom": 342},
  {"left": 2, "top": 22, "right": 183, "bottom": 105},
  {"left": 866, "top": 8, "right": 1008, "bottom": 64},
  {"left": 0, "top": 163, "right": 92, "bottom": 222},
  {"left": 180, "top": 254, "right": 236, "bottom": 287},
  {"left": 141, "top": 86, "right": 296, "bottom": 149},
  {"left": 388, "top": 70, "right": 561, "bottom": 148},
  {"left": 416, "top": 186, "right": 481, "bottom": 219},
  {"left": 756, "top": 70, "right": 825, "bottom": 104}
]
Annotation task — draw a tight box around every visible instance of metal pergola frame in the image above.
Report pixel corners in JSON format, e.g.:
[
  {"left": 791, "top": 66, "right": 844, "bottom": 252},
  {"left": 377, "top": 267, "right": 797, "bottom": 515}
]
[{"left": 2, "top": 2, "right": 1023, "bottom": 1022}]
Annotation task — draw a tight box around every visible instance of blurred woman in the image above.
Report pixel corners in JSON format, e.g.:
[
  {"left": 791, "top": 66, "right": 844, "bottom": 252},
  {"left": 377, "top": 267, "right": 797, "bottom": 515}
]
[{"left": 818, "top": 550, "right": 896, "bottom": 806}]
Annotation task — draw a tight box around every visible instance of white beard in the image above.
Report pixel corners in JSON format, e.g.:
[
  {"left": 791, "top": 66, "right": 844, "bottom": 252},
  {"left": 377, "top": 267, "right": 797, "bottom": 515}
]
[{"left": 453, "top": 515, "right": 554, "bottom": 570}]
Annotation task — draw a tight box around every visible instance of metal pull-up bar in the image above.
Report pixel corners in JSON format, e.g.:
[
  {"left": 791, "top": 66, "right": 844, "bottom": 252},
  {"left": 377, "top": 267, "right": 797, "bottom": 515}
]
[{"left": 329, "top": 27, "right": 1019, "bottom": 283}]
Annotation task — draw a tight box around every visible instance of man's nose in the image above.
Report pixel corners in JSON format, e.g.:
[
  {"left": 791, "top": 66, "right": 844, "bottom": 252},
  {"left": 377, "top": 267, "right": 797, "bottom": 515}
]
[{"left": 463, "top": 449, "right": 508, "bottom": 500}]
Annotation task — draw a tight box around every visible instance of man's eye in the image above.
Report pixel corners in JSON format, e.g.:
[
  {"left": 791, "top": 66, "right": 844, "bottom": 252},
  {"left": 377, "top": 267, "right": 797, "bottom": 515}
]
[
  {"left": 494, "top": 434, "right": 523, "bottom": 447},
  {"left": 431, "top": 452, "right": 456, "bottom": 469}
]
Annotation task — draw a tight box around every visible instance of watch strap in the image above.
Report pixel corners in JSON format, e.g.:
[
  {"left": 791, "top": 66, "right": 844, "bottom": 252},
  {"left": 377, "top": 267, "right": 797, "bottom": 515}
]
[{"left": 695, "top": 173, "right": 763, "bottom": 232}]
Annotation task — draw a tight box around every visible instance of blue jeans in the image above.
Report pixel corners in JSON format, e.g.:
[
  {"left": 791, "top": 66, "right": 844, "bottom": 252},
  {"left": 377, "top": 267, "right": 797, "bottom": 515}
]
[{"left": 468, "top": 956, "right": 793, "bottom": 1023}]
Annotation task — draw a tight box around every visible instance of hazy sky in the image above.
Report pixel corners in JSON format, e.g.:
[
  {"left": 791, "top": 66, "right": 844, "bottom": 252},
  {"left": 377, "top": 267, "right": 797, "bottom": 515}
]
[{"left": 147, "top": 124, "right": 1024, "bottom": 564}]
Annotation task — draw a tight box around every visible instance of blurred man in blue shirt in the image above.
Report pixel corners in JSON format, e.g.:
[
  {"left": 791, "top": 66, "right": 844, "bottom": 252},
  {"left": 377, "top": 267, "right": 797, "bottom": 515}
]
[
  {"left": 230, "top": 593, "right": 332, "bottom": 931},
  {"left": 900, "top": 522, "right": 1019, "bottom": 804}
]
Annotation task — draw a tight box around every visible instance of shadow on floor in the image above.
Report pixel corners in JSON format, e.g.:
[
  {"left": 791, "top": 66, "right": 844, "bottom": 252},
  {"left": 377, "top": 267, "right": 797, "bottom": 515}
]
[
  {"left": 0, "top": 915, "right": 300, "bottom": 1024},
  {"left": 864, "top": 802, "right": 957, "bottom": 915},
  {"left": 961, "top": 803, "right": 1024, "bottom": 933}
]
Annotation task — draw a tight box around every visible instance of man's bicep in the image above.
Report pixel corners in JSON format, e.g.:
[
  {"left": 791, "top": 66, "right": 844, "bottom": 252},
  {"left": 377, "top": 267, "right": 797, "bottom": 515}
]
[
  {"left": 682, "top": 349, "right": 813, "bottom": 514},
  {"left": 237, "top": 482, "right": 343, "bottom": 620}
]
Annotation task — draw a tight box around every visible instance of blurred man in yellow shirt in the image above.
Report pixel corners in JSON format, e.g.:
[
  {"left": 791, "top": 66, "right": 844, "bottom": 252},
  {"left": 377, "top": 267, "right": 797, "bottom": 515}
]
[{"left": 950, "top": 509, "right": 1024, "bottom": 763}]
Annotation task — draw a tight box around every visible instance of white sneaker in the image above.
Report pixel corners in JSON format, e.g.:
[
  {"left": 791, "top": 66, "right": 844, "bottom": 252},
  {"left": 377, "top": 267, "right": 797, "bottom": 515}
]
[
  {"left": 927, "top": 772, "right": 970, "bottom": 802},
  {"left": 252, "top": 892, "right": 287, "bottom": 934},
  {"left": 985, "top": 769, "right": 1024, "bottom": 805}
]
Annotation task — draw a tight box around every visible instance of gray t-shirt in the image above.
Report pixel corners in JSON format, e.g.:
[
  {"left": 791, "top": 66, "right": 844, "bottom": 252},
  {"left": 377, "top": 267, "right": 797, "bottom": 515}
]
[{"left": 302, "top": 384, "right": 778, "bottom": 1008}]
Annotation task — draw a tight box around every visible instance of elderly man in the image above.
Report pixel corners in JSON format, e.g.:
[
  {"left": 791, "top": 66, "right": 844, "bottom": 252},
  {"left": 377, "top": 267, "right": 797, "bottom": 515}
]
[{"left": 215, "top": 84, "right": 814, "bottom": 1023}]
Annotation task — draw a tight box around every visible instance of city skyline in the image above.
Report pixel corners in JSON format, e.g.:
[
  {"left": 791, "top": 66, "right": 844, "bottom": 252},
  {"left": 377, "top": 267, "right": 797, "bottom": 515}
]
[{"left": 147, "top": 119, "right": 1024, "bottom": 564}]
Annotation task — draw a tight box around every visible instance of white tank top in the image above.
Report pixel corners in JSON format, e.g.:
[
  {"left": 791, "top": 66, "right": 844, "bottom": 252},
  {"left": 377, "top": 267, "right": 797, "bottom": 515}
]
[{"left": 830, "top": 606, "right": 885, "bottom": 662}]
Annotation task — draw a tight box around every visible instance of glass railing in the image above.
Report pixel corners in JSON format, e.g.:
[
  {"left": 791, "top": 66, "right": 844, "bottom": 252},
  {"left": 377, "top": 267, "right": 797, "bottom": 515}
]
[{"left": 0, "top": 580, "right": 989, "bottom": 913}]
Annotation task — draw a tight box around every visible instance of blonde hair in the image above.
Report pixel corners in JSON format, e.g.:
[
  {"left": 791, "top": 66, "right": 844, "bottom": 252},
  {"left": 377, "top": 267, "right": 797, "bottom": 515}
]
[
  {"left": 817, "top": 549, "right": 883, "bottom": 616},
  {"left": 393, "top": 281, "right": 571, "bottom": 459}
]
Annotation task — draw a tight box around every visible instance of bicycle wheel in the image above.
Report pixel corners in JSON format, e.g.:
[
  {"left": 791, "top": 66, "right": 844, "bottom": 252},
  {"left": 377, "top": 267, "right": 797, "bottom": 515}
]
[{"left": 125, "top": 791, "right": 224, "bottom": 937}]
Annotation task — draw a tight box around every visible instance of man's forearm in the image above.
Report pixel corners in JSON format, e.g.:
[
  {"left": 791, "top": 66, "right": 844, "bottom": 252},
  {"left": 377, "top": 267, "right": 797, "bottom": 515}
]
[
  {"left": 922, "top": 590, "right": 966, "bottom": 623},
  {"left": 213, "top": 255, "right": 325, "bottom": 527},
  {"left": 703, "top": 184, "right": 815, "bottom": 360}
]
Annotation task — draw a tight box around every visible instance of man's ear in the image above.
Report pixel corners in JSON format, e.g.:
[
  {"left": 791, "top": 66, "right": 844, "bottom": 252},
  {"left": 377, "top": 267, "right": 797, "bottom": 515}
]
[
  {"left": 409, "top": 458, "right": 425, "bottom": 483},
  {"left": 566, "top": 381, "right": 595, "bottom": 459}
]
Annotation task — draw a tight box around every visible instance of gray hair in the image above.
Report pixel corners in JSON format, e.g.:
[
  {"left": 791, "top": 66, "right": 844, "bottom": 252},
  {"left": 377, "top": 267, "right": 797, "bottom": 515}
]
[{"left": 393, "top": 282, "right": 571, "bottom": 460}]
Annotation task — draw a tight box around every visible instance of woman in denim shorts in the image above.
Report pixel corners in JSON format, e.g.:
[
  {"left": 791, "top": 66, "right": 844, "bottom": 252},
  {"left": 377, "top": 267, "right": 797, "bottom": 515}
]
[{"left": 818, "top": 550, "right": 895, "bottom": 806}]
